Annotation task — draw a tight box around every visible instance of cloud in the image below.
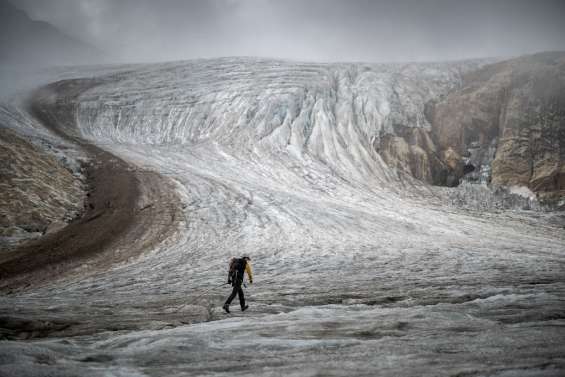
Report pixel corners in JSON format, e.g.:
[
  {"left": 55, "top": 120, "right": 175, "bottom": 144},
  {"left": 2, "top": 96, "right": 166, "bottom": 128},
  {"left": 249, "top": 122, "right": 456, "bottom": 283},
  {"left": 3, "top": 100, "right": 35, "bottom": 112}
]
[{"left": 11, "top": 0, "right": 565, "bottom": 63}]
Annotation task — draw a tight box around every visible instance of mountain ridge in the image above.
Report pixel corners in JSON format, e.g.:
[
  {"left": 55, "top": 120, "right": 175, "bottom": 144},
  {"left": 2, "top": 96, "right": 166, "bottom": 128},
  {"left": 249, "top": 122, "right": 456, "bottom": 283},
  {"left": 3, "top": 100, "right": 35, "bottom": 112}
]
[{"left": 0, "top": 0, "right": 102, "bottom": 67}]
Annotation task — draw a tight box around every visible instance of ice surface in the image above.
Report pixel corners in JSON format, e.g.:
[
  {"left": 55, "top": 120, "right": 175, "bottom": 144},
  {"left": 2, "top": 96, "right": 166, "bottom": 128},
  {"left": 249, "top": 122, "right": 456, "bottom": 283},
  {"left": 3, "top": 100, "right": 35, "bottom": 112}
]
[{"left": 0, "top": 57, "right": 564, "bottom": 376}]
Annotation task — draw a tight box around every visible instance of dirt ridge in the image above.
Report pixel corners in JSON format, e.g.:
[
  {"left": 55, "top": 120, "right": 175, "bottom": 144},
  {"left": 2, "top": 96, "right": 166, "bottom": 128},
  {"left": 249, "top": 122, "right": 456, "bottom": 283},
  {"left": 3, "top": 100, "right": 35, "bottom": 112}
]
[{"left": 0, "top": 78, "right": 182, "bottom": 292}]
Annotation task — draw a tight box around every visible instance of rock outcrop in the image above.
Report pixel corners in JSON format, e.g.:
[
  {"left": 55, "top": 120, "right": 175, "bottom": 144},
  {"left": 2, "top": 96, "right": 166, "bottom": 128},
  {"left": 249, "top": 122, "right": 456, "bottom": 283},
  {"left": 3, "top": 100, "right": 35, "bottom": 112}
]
[
  {"left": 429, "top": 52, "right": 565, "bottom": 203},
  {"left": 0, "top": 126, "right": 85, "bottom": 248},
  {"left": 377, "top": 52, "right": 565, "bottom": 204}
]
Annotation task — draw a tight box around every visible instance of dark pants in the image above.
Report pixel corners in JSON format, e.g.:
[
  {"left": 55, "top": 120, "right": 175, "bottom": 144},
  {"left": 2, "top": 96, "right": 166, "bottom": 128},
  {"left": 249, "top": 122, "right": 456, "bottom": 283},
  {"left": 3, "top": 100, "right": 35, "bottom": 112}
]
[{"left": 225, "top": 283, "right": 245, "bottom": 309}]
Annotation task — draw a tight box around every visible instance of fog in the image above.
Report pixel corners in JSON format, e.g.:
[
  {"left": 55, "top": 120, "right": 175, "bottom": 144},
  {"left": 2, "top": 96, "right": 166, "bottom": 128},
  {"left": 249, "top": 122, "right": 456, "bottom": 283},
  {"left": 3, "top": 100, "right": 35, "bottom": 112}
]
[{"left": 9, "top": 0, "right": 565, "bottom": 64}]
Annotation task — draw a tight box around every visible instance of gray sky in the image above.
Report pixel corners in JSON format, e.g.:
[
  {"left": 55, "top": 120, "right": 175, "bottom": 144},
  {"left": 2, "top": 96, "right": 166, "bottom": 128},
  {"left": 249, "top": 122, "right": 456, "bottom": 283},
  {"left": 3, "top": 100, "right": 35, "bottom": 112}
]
[{"left": 11, "top": 0, "right": 565, "bottom": 63}]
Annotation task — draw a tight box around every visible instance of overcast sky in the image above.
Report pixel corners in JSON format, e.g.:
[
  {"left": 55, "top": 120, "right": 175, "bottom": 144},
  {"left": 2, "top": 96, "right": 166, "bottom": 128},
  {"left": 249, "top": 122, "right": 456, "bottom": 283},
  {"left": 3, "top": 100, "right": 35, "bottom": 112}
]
[{"left": 11, "top": 0, "right": 565, "bottom": 63}]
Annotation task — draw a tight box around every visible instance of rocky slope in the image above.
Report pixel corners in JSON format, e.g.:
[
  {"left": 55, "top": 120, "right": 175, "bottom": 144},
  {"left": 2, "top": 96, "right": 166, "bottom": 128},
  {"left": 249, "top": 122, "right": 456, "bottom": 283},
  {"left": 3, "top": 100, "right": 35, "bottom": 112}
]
[
  {"left": 423, "top": 52, "right": 564, "bottom": 205},
  {"left": 0, "top": 104, "right": 86, "bottom": 249}
]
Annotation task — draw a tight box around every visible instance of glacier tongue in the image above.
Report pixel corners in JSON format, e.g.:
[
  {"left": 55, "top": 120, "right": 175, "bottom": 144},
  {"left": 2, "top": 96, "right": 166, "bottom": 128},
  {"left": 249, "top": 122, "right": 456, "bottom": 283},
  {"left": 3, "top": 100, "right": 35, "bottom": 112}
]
[
  {"left": 76, "top": 58, "right": 477, "bottom": 187},
  {"left": 1, "top": 57, "right": 564, "bottom": 376}
]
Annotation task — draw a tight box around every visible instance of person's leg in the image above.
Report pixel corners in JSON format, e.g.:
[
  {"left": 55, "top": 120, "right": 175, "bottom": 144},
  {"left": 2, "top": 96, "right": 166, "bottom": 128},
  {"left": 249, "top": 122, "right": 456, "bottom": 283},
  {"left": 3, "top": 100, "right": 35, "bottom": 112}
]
[
  {"left": 225, "top": 286, "right": 238, "bottom": 306},
  {"left": 238, "top": 286, "right": 247, "bottom": 310}
]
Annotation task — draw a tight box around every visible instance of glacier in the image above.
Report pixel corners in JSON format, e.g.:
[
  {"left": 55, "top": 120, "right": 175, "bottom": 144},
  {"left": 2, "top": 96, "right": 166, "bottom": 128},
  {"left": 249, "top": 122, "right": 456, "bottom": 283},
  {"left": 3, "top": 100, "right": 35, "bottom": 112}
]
[{"left": 0, "top": 57, "right": 564, "bottom": 376}]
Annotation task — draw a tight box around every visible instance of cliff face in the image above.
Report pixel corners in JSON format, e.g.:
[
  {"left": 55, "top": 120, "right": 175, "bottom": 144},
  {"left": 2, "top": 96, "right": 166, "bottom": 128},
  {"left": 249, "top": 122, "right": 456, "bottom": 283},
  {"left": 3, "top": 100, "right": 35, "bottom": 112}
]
[
  {"left": 380, "top": 52, "right": 565, "bottom": 203},
  {"left": 432, "top": 52, "right": 565, "bottom": 202}
]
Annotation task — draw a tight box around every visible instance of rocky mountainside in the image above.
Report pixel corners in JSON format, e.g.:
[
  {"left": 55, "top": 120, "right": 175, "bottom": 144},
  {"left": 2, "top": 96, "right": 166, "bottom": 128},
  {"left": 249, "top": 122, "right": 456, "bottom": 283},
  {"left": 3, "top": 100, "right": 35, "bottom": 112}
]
[
  {"left": 436, "top": 52, "right": 565, "bottom": 201},
  {"left": 0, "top": 103, "right": 87, "bottom": 249},
  {"left": 389, "top": 52, "right": 565, "bottom": 206},
  {"left": 0, "top": 127, "right": 84, "bottom": 248}
]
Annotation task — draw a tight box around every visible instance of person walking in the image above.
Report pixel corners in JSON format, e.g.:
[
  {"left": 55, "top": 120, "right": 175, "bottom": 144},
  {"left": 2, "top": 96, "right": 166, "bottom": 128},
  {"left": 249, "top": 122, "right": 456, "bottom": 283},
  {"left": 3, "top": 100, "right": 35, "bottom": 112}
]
[{"left": 223, "top": 256, "right": 253, "bottom": 313}]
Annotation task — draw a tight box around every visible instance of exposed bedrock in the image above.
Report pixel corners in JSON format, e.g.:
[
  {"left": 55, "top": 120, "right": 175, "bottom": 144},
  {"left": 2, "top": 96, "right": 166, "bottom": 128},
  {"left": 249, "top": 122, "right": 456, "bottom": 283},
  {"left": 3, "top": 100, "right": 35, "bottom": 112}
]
[
  {"left": 0, "top": 126, "right": 85, "bottom": 249},
  {"left": 428, "top": 52, "right": 565, "bottom": 203}
]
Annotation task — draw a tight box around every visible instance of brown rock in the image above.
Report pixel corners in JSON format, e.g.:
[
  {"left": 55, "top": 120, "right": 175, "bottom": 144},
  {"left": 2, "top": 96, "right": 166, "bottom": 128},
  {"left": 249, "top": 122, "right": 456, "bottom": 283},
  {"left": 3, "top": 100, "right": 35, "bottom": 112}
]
[
  {"left": 375, "top": 52, "right": 565, "bottom": 203},
  {"left": 430, "top": 52, "right": 565, "bottom": 199},
  {"left": 0, "top": 127, "right": 85, "bottom": 247}
]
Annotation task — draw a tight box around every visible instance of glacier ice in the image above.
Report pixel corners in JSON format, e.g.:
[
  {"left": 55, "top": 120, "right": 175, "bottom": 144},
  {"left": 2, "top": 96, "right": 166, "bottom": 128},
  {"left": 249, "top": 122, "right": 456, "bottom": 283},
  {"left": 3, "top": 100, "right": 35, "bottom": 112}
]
[{"left": 0, "top": 57, "right": 564, "bottom": 376}]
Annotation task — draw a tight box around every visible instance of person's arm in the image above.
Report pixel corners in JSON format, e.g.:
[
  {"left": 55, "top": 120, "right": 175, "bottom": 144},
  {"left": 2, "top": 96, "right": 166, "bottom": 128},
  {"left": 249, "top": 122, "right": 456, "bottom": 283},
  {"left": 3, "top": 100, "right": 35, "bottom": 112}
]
[{"left": 245, "top": 262, "right": 253, "bottom": 284}]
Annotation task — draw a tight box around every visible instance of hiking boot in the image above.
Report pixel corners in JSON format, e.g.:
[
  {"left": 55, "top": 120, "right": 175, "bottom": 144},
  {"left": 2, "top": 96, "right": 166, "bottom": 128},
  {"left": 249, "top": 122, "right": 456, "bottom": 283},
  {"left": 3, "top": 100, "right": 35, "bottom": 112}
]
[
  {"left": 223, "top": 304, "right": 230, "bottom": 313},
  {"left": 241, "top": 305, "right": 249, "bottom": 312}
]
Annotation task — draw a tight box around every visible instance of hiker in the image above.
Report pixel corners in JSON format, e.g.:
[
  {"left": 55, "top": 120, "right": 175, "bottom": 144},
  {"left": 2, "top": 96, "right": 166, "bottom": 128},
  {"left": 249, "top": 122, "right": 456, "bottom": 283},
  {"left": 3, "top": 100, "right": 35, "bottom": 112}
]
[{"left": 223, "top": 256, "right": 253, "bottom": 313}]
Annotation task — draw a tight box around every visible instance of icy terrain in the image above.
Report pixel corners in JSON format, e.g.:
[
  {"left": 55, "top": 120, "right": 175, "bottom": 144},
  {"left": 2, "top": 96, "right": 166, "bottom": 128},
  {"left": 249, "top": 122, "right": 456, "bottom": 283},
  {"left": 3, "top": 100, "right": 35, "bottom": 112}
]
[{"left": 1, "top": 57, "right": 564, "bottom": 376}]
